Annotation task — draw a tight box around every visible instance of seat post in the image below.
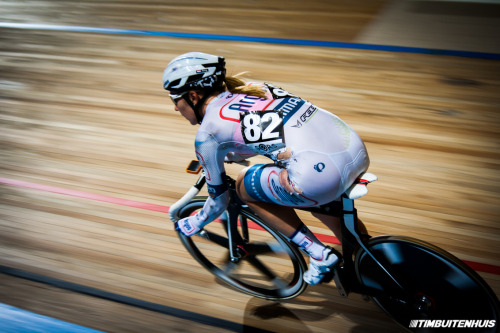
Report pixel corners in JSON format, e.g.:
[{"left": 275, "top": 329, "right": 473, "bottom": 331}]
[{"left": 341, "top": 195, "right": 361, "bottom": 242}]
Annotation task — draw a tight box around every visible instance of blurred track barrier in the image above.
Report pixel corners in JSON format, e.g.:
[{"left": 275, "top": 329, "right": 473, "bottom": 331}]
[{"left": 1, "top": 22, "right": 499, "bottom": 59}]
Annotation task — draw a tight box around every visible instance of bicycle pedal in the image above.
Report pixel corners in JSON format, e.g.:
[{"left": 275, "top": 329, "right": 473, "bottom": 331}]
[{"left": 196, "top": 229, "right": 211, "bottom": 240}]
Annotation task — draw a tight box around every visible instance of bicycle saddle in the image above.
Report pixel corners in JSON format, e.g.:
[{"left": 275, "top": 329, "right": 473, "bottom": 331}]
[{"left": 344, "top": 172, "right": 378, "bottom": 200}]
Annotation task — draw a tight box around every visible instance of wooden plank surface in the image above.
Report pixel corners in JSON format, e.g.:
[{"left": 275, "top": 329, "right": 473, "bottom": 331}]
[{"left": 1, "top": 1, "right": 499, "bottom": 332}]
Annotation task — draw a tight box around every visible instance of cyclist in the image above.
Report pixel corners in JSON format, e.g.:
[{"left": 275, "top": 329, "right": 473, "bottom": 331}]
[{"left": 163, "top": 52, "right": 370, "bottom": 285}]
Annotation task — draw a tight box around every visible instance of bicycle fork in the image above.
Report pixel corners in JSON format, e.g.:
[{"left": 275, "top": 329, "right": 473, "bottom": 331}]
[{"left": 226, "top": 200, "right": 245, "bottom": 262}]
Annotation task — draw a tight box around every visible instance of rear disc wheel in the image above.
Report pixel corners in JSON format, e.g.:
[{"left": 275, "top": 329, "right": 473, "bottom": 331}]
[{"left": 355, "top": 236, "right": 499, "bottom": 331}]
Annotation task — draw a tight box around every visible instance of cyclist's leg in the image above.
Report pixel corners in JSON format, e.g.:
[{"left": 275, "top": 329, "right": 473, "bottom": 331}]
[
  {"left": 311, "top": 212, "right": 342, "bottom": 241},
  {"left": 311, "top": 212, "right": 368, "bottom": 242},
  {"left": 236, "top": 165, "right": 340, "bottom": 285},
  {"left": 236, "top": 164, "right": 338, "bottom": 252},
  {"left": 236, "top": 167, "right": 303, "bottom": 237}
]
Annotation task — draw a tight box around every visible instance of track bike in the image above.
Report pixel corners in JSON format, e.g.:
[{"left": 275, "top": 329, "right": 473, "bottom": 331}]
[{"left": 169, "top": 160, "right": 500, "bottom": 332}]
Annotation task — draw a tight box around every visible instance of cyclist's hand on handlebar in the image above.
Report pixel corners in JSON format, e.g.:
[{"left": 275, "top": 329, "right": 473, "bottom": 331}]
[{"left": 174, "top": 216, "right": 201, "bottom": 237}]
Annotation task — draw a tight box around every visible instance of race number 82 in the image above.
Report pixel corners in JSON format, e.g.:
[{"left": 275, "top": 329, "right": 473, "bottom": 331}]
[{"left": 240, "top": 110, "right": 284, "bottom": 143}]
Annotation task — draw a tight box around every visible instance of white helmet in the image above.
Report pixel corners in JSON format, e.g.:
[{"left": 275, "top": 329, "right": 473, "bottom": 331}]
[{"left": 162, "top": 52, "right": 226, "bottom": 94}]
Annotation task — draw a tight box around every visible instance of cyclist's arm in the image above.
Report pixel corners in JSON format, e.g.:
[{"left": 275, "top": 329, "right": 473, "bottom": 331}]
[{"left": 192, "top": 130, "right": 230, "bottom": 226}]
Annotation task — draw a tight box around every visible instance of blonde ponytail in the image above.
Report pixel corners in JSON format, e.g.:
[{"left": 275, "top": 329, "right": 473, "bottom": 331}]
[{"left": 223, "top": 73, "right": 267, "bottom": 98}]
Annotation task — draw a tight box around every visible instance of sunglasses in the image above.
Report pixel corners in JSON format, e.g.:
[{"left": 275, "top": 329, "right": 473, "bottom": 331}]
[{"left": 169, "top": 92, "right": 187, "bottom": 106}]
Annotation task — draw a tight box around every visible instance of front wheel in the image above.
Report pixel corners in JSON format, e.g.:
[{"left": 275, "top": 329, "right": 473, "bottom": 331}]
[
  {"left": 176, "top": 197, "right": 308, "bottom": 300},
  {"left": 355, "top": 236, "right": 499, "bottom": 332}
]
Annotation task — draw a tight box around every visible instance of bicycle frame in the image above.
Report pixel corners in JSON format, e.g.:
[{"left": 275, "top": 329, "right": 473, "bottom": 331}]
[
  {"left": 225, "top": 176, "right": 250, "bottom": 263},
  {"left": 171, "top": 163, "right": 500, "bottom": 328},
  {"left": 301, "top": 196, "right": 410, "bottom": 300},
  {"left": 170, "top": 169, "right": 412, "bottom": 303}
]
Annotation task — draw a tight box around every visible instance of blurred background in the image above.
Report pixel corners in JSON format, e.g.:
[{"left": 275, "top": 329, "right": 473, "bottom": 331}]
[{"left": 1, "top": 1, "right": 499, "bottom": 332}]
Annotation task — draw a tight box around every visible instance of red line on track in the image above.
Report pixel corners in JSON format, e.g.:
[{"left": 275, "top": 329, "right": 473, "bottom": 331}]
[
  {"left": 0, "top": 177, "right": 169, "bottom": 213},
  {"left": 0, "top": 177, "right": 498, "bottom": 275}
]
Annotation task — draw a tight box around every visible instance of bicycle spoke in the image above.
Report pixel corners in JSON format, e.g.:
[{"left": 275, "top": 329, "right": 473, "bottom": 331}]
[
  {"left": 195, "top": 229, "right": 229, "bottom": 249},
  {"left": 246, "top": 255, "right": 292, "bottom": 291},
  {"left": 246, "top": 255, "right": 279, "bottom": 281},
  {"left": 245, "top": 241, "right": 286, "bottom": 256},
  {"left": 221, "top": 254, "right": 240, "bottom": 275}
]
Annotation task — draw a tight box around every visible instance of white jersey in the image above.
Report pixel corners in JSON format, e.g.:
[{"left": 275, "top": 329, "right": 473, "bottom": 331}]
[{"left": 192, "top": 83, "right": 369, "bottom": 226}]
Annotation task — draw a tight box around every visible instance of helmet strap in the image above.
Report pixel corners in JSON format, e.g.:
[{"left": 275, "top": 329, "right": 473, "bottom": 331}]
[{"left": 182, "top": 91, "right": 213, "bottom": 124}]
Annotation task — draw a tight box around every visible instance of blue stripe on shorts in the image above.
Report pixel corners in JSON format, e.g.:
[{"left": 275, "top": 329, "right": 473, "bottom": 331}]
[{"left": 243, "top": 164, "right": 271, "bottom": 203}]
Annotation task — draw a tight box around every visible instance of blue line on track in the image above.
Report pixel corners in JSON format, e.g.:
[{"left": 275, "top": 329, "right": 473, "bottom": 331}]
[
  {"left": 1, "top": 22, "right": 499, "bottom": 60},
  {"left": 0, "top": 303, "right": 105, "bottom": 333}
]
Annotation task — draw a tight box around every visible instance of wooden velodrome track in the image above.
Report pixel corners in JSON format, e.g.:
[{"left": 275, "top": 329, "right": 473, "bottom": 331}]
[{"left": 1, "top": 1, "right": 499, "bottom": 332}]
